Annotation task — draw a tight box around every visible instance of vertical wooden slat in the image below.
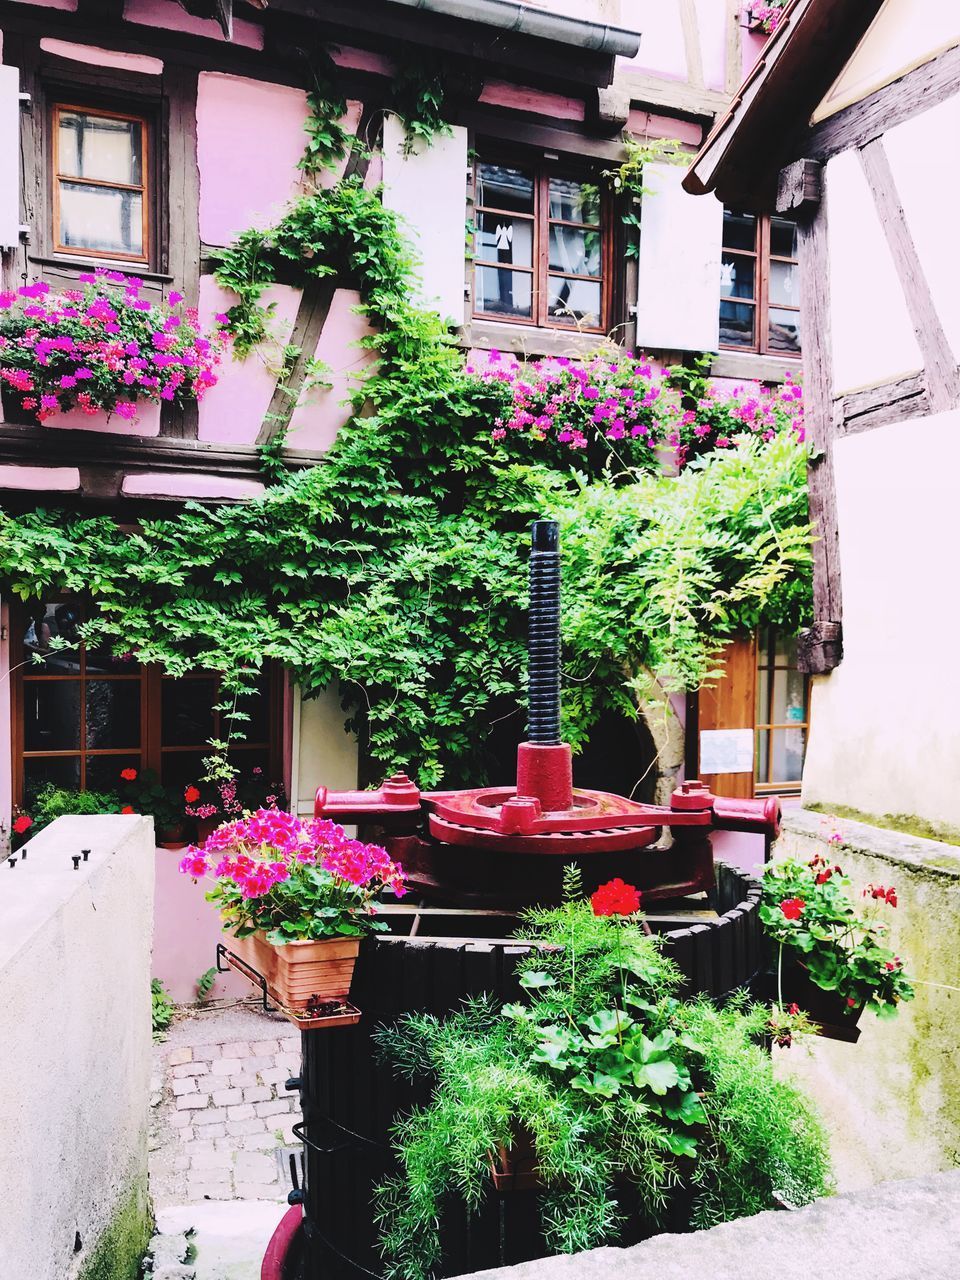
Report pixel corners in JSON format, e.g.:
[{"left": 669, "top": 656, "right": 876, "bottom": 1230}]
[{"left": 696, "top": 636, "right": 758, "bottom": 799}]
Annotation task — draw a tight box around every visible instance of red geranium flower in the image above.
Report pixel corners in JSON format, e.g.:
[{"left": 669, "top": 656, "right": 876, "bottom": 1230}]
[
  {"left": 121, "top": 804, "right": 135, "bottom": 814},
  {"left": 591, "top": 878, "right": 642, "bottom": 918},
  {"left": 184, "top": 785, "right": 201, "bottom": 804},
  {"left": 780, "top": 897, "right": 805, "bottom": 920},
  {"left": 120, "top": 767, "right": 138, "bottom": 781},
  {"left": 13, "top": 814, "right": 32, "bottom": 835}
]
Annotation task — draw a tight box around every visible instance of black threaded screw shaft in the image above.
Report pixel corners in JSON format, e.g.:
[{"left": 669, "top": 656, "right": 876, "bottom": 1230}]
[{"left": 527, "top": 519, "right": 561, "bottom": 745}]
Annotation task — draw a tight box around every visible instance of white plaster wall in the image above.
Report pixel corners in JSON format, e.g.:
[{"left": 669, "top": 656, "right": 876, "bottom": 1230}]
[
  {"left": 381, "top": 117, "right": 468, "bottom": 324},
  {"left": 292, "top": 685, "right": 359, "bottom": 816},
  {"left": 635, "top": 160, "right": 722, "bottom": 352},
  {"left": 802, "top": 408, "right": 960, "bottom": 829},
  {"left": 814, "top": 0, "right": 960, "bottom": 122},
  {"left": 0, "top": 815, "right": 155, "bottom": 1280},
  {"left": 826, "top": 149, "right": 922, "bottom": 395},
  {"left": 883, "top": 94, "right": 960, "bottom": 368}
]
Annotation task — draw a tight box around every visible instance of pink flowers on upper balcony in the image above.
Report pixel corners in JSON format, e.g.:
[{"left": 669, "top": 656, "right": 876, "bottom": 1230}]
[{"left": 0, "top": 268, "right": 229, "bottom": 425}]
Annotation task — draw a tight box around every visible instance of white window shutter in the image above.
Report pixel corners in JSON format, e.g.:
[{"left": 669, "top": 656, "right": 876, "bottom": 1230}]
[
  {"left": 0, "top": 66, "right": 22, "bottom": 251},
  {"left": 381, "top": 115, "right": 467, "bottom": 324},
  {"left": 635, "top": 161, "right": 722, "bottom": 353}
]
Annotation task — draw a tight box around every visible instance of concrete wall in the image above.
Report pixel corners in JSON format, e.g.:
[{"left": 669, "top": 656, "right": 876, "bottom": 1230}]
[
  {"left": 0, "top": 815, "right": 155, "bottom": 1280},
  {"left": 802, "top": 406, "right": 960, "bottom": 834},
  {"left": 774, "top": 808, "right": 960, "bottom": 1191}
]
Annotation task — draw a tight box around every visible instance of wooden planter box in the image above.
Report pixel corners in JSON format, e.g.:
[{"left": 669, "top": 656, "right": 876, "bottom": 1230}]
[{"left": 226, "top": 929, "right": 360, "bottom": 1015}]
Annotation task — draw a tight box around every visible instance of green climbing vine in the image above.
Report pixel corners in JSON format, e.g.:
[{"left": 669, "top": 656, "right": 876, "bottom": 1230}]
[{"left": 0, "top": 70, "right": 814, "bottom": 791}]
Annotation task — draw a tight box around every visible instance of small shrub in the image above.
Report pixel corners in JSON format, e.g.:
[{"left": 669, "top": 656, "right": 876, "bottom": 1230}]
[{"left": 151, "top": 979, "right": 175, "bottom": 1040}]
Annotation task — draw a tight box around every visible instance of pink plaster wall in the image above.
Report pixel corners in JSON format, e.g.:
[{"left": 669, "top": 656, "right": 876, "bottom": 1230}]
[
  {"left": 197, "top": 72, "right": 308, "bottom": 246},
  {"left": 39, "top": 38, "right": 163, "bottom": 74},
  {"left": 0, "top": 464, "right": 80, "bottom": 491},
  {"left": 695, "top": 0, "right": 730, "bottom": 93},
  {"left": 619, "top": 1, "right": 687, "bottom": 80},
  {"left": 628, "top": 108, "right": 702, "bottom": 147},
  {"left": 196, "top": 276, "right": 302, "bottom": 445},
  {"left": 286, "top": 289, "right": 377, "bottom": 453},
  {"left": 742, "top": 26, "right": 768, "bottom": 79},
  {"left": 123, "top": 0, "right": 264, "bottom": 49},
  {"left": 331, "top": 46, "right": 394, "bottom": 77},
  {"left": 479, "top": 81, "right": 585, "bottom": 123},
  {"left": 121, "top": 472, "right": 266, "bottom": 500},
  {"left": 0, "top": 602, "right": 10, "bottom": 848},
  {"left": 8, "top": 0, "right": 77, "bottom": 9},
  {"left": 154, "top": 846, "right": 246, "bottom": 1002}
]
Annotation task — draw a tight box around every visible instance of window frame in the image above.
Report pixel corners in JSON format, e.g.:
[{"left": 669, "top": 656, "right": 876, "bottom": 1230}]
[
  {"left": 11, "top": 599, "right": 283, "bottom": 810},
  {"left": 754, "top": 628, "right": 811, "bottom": 797},
  {"left": 471, "top": 154, "right": 613, "bottom": 334},
  {"left": 719, "top": 210, "right": 801, "bottom": 359},
  {"left": 46, "top": 92, "right": 159, "bottom": 270}
]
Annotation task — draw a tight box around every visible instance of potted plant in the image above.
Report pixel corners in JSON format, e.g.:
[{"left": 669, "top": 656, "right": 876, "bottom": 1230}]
[
  {"left": 373, "top": 870, "right": 831, "bottom": 1277},
  {"left": 742, "top": 1, "right": 788, "bottom": 34},
  {"left": 0, "top": 270, "right": 227, "bottom": 427},
  {"left": 759, "top": 854, "right": 914, "bottom": 1041},
  {"left": 183, "top": 767, "right": 287, "bottom": 842},
  {"left": 118, "top": 767, "right": 188, "bottom": 848},
  {"left": 179, "top": 808, "right": 406, "bottom": 1026}
]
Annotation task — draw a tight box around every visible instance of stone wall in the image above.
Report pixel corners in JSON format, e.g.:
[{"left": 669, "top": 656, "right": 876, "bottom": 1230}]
[
  {"left": 774, "top": 808, "right": 960, "bottom": 1191},
  {"left": 0, "top": 815, "right": 155, "bottom": 1280}
]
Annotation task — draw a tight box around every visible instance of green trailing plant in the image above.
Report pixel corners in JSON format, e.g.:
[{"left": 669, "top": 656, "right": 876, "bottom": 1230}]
[
  {"left": 195, "top": 967, "right": 218, "bottom": 1003},
  {"left": 373, "top": 872, "right": 831, "bottom": 1279},
  {"left": 151, "top": 978, "right": 175, "bottom": 1040},
  {"left": 602, "top": 134, "right": 686, "bottom": 258},
  {"left": 389, "top": 58, "right": 454, "bottom": 154}
]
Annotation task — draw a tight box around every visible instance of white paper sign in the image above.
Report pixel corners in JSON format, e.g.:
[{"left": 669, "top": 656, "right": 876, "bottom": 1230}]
[{"left": 699, "top": 728, "right": 755, "bottom": 775}]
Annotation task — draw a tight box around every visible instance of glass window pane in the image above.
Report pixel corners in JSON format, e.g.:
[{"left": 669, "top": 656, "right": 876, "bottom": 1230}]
[
  {"left": 774, "top": 631, "right": 797, "bottom": 665},
  {"left": 86, "top": 680, "right": 141, "bottom": 749},
  {"left": 547, "top": 275, "right": 601, "bottom": 327},
  {"left": 770, "top": 727, "right": 806, "bottom": 784},
  {"left": 772, "top": 668, "right": 807, "bottom": 725},
  {"left": 474, "top": 212, "right": 533, "bottom": 267},
  {"left": 722, "top": 209, "right": 756, "bottom": 251},
  {"left": 548, "top": 177, "right": 600, "bottom": 224},
  {"left": 770, "top": 217, "right": 798, "bottom": 259},
  {"left": 719, "top": 299, "right": 755, "bottom": 348},
  {"left": 86, "top": 754, "right": 139, "bottom": 793},
  {"left": 756, "top": 668, "right": 770, "bottom": 722},
  {"left": 58, "top": 110, "right": 142, "bottom": 185},
  {"left": 548, "top": 225, "right": 601, "bottom": 276},
  {"left": 24, "top": 756, "right": 80, "bottom": 808},
  {"left": 160, "top": 750, "right": 207, "bottom": 791},
  {"left": 86, "top": 646, "right": 140, "bottom": 675},
  {"left": 720, "top": 252, "right": 755, "bottom": 299},
  {"left": 230, "top": 685, "right": 271, "bottom": 744},
  {"left": 22, "top": 601, "right": 82, "bottom": 672},
  {"left": 24, "top": 680, "right": 81, "bottom": 751},
  {"left": 756, "top": 729, "right": 769, "bottom": 785},
  {"left": 59, "top": 181, "right": 143, "bottom": 256},
  {"left": 475, "top": 264, "right": 533, "bottom": 319},
  {"left": 162, "top": 678, "right": 216, "bottom": 746},
  {"left": 476, "top": 162, "right": 534, "bottom": 214},
  {"left": 769, "top": 260, "right": 799, "bottom": 307},
  {"left": 768, "top": 307, "right": 801, "bottom": 355}
]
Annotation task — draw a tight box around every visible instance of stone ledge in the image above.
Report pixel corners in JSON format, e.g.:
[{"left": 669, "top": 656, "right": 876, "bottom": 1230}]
[
  {"left": 455, "top": 1171, "right": 960, "bottom": 1280},
  {"left": 782, "top": 808, "right": 960, "bottom": 881}
]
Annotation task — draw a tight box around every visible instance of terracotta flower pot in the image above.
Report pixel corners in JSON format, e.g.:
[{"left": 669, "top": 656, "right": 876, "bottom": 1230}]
[
  {"left": 489, "top": 1126, "right": 540, "bottom": 1192},
  {"left": 195, "top": 816, "right": 221, "bottom": 843},
  {"left": 225, "top": 929, "right": 360, "bottom": 1015},
  {"left": 775, "top": 962, "right": 863, "bottom": 1043},
  {"left": 159, "top": 822, "right": 188, "bottom": 850}
]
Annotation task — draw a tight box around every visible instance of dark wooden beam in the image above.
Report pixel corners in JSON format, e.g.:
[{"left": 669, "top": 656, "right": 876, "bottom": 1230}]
[
  {"left": 860, "top": 138, "right": 960, "bottom": 416},
  {"left": 776, "top": 158, "right": 822, "bottom": 215},
  {"left": 797, "top": 195, "right": 842, "bottom": 673},
  {"left": 835, "top": 371, "right": 930, "bottom": 438},
  {"left": 797, "top": 621, "right": 842, "bottom": 676},
  {"left": 806, "top": 43, "right": 960, "bottom": 162}
]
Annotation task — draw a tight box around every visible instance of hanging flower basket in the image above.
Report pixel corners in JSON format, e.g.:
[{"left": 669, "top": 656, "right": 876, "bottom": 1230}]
[{"left": 774, "top": 962, "right": 863, "bottom": 1043}]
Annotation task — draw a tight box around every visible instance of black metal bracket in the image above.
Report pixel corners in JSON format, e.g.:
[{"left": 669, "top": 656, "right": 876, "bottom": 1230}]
[
  {"left": 216, "top": 942, "right": 274, "bottom": 1015},
  {"left": 293, "top": 1116, "right": 386, "bottom": 1157}
]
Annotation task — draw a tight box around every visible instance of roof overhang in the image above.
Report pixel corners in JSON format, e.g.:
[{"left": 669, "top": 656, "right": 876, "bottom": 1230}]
[{"left": 683, "top": 0, "right": 885, "bottom": 210}]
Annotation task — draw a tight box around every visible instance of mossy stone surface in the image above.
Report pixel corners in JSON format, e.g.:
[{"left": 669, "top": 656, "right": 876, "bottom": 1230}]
[{"left": 77, "top": 1182, "right": 152, "bottom": 1280}]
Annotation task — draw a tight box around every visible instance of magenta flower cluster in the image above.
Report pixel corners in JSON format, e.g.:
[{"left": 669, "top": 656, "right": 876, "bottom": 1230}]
[
  {"left": 472, "top": 349, "right": 664, "bottom": 469},
  {"left": 0, "top": 268, "right": 227, "bottom": 424},
  {"left": 744, "top": 0, "right": 787, "bottom": 34},
  {"left": 179, "top": 808, "right": 406, "bottom": 941},
  {"left": 663, "top": 374, "right": 804, "bottom": 469}
]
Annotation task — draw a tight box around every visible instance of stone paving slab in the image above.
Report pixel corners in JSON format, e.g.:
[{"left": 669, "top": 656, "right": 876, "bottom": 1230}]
[
  {"left": 155, "top": 1201, "right": 284, "bottom": 1280},
  {"left": 455, "top": 1171, "right": 960, "bottom": 1280},
  {"left": 150, "top": 1003, "right": 301, "bottom": 1207}
]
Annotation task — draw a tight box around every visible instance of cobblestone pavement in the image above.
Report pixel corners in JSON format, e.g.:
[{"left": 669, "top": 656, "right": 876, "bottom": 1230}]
[{"left": 149, "top": 1002, "right": 302, "bottom": 1206}]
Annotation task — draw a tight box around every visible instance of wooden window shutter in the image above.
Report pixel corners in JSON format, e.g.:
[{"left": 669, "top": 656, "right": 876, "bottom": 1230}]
[{"left": 695, "top": 635, "right": 757, "bottom": 800}]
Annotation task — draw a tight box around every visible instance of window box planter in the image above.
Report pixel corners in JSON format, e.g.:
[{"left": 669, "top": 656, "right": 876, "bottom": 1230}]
[
  {"left": 0, "top": 385, "right": 161, "bottom": 432},
  {"left": 226, "top": 928, "right": 361, "bottom": 1016}
]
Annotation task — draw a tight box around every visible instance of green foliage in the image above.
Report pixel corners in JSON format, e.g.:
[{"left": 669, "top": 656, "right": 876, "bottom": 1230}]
[
  {"left": 760, "top": 857, "right": 915, "bottom": 1015},
  {"left": 603, "top": 134, "right": 686, "bottom": 257},
  {"left": 373, "top": 899, "right": 831, "bottom": 1279},
  {"left": 389, "top": 58, "right": 454, "bottom": 154},
  {"left": 151, "top": 978, "right": 175, "bottom": 1040},
  {"left": 195, "top": 967, "right": 218, "bottom": 1003},
  {"left": 29, "top": 783, "right": 120, "bottom": 830}
]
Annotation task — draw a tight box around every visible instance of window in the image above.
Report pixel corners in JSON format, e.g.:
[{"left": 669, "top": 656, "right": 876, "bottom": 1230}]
[
  {"left": 52, "top": 104, "right": 150, "bottom": 262},
  {"left": 14, "top": 600, "right": 280, "bottom": 809},
  {"left": 472, "top": 158, "right": 607, "bottom": 331},
  {"left": 754, "top": 629, "right": 810, "bottom": 794},
  {"left": 719, "top": 210, "right": 800, "bottom": 357}
]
